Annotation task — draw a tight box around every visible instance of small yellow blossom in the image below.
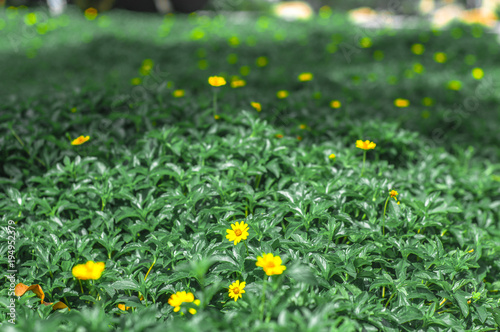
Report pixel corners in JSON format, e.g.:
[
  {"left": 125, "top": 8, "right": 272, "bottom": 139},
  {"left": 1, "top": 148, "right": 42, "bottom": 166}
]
[
  {"left": 468, "top": 249, "right": 474, "bottom": 253},
  {"left": 214, "top": 114, "right": 220, "bottom": 120},
  {"left": 472, "top": 68, "right": 484, "bottom": 80},
  {"left": 434, "top": 52, "right": 447, "bottom": 63},
  {"left": 297, "top": 136, "right": 302, "bottom": 141},
  {"left": 298, "top": 72, "right": 313, "bottom": 82},
  {"left": 256, "top": 56, "right": 268, "bottom": 67},
  {"left": 208, "top": 76, "right": 226, "bottom": 87},
  {"left": 228, "top": 36, "right": 240, "bottom": 47},
  {"left": 447, "top": 80, "right": 462, "bottom": 91},
  {"left": 250, "top": 102, "right": 261, "bottom": 112},
  {"left": 84, "top": 7, "right": 98, "bottom": 20},
  {"left": 71, "top": 107, "right": 77, "bottom": 113},
  {"left": 71, "top": 136, "right": 90, "bottom": 146},
  {"left": 226, "top": 221, "right": 249, "bottom": 245},
  {"left": 277, "top": 90, "right": 289, "bottom": 99},
  {"left": 356, "top": 140, "right": 376, "bottom": 150},
  {"left": 168, "top": 291, "right": 200, "bottom": 314},
  {"left": 231, "top": 79, "right": 246, "bottom": 88},
  {"left": 117, "top": 304, "right": 131, "bottom": 311},
  {"left": 299, "top": 124, "right": 307, "bottom": 130},
  {"left": 275, "top": 134, "right": 283, "bottom": 139},
  {"left": 390, "top": 190, "right": 398, "bottom": 199},
  {"left": 411, "top": 43, "right": 425, "bottom": 55},
  {"left": 228, "top": 280, "right": 246, "bottom": 302},
  {"left": 173, "top": 89, "right": 185, "bottom": 98},
  {"left": 329, "top": 153, "right": 336, "bottom": 159},
  {"left": 330, "top": 100, "right": 341, "bottom": 108},
  {"left": 394, "top": 98, "right": 410, "bottom": 108},
  {"left": 256, "top": 253, "right": 286, "bottom": 276},
  {"left": 72, "top": 261, "right": 105, "bottom": 280}
]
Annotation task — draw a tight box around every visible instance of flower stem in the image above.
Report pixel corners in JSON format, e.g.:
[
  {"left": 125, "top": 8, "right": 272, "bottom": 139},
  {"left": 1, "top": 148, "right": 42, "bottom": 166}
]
[
  {"left": 78, "top": 279, "right": 84, "bottom": 294},
  {"left": 244, "top": 241, "right": 249, "bottom": 256},
  {"left": 213, "top": 90, "right": 217, "bottom": 116},
  {"left": 145, "top": 257, "right": 156, "bottom": 281},
  {"left": 360, "top": 151, "right": 367, "bottom": 177},
  {"left": 259, "top": 275, "right": 267, "bottom": 321},
  {"left": 382, "top": 196, "right": 390, "bottom": 235},
  {"left": 385, "top": 292, "right": 396, "bottom": 308}
]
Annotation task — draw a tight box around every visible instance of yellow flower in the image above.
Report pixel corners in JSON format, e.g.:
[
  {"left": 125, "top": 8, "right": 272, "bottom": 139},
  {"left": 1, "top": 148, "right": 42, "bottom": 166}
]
[
  {"left": 298, "top": 72, "right": 313, "bottom": 82},
  {"left": 251, "top": 102, "right": 262, "bottom": 112},
  {"left": 71, "top": 136, "right": 90, "bottom": 146},
  {"left": 297, "top": 136, "right": 302, "bottom": 141},
  {"left": 226, "top": 221, "right": 249, "bottom": 245},
  {"left": 84, "top": 7, "right": 98, "bottom": 21},
  {"left": 214, "top": 114, "right": 220, "bottom": 120},
  {"left": 256, "top": 253, "right": 286, "bottom": 276},
  {"left": 277, "top": 90, "right": 289, "bottom": 99},
  {"left": 70, "top": 107, "right": 77, "bottom": 113},
  {"left": 447, "top": 80, "right": 462, "bottom": 91},
  {"left": 208, "top": 76, "right": 226, "bottom": 87},
  {"left": 228, "top": 280, "right": 246, "bottom": 301},
  {"left": 411, "top": 43, "right": 425, "bottom": 55},
  {"left": 168, "top": 291, "right": 200, "bottom": 313},
  {"left": 231, "top": 79, "right": 246, "bottom": 88},
  {"left": 390, "top": 190, "right": 398, "bottom": 199},
  {"left": 275, "top": 134, "right": 283, "bottom": 139},
  {"left": 173, "top": 89, "right": 185, "bottom": 98},
  {"left": 72, "top": 261, "right": 105, "bottom": 280},
  {"left": 434, "top": 52, "right": 447, "bottom": 63},
  {"left": 394, "top": 98, "right": 410, "bottom": 108},
  {"left": 330, "top": 100, "right": 341, "bottom": 108},
  {"left": 329, "top": 153, "right": 336, "bottom": 159},
  {"left": 472, "top": 67, "right": 484, "bottom": 80},
  {"left": 299, "top": 124, "right": 307, "bottom": 130},
  {"left": 117, "top": 304, "right": 131, "bottom": 311},
  {"left": 356, "top": 140, "right": 376, "bottom": 150},
  {"left": 256, "top": 56, "right": 268, "bottom": 67}
]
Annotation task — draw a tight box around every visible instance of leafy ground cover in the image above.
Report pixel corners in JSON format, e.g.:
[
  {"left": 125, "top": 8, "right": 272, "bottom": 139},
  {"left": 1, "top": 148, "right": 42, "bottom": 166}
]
[{"left": 1, "top": 5, "right": 500, "bottom": 331}]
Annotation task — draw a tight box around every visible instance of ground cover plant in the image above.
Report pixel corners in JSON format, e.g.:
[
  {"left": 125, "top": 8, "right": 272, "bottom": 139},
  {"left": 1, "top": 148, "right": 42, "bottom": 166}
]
[{"left": 1, "top": 4, "right": 500, "bottom": 331}]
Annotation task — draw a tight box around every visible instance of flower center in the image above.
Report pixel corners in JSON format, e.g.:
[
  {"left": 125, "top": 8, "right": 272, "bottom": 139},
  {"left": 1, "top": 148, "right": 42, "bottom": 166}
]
[
  {"left": 267, "top": 262, "right": 275, "bottom": 268},
  {"left": 233, "top": 287, "right": 240, "bottom": 294},
  {"left": 234, "top": 229, "right": 242, "bottom": 236}
]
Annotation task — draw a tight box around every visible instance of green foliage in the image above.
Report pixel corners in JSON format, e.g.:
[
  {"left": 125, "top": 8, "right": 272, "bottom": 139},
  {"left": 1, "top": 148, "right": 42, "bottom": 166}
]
[{"left": 0, "top": 6, "right": 499, "bottom": 332}]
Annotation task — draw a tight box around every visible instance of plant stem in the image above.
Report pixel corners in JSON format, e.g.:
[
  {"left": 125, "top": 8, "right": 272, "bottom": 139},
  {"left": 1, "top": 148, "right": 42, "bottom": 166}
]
[
  {"left": 145, "top": 258, "right": 156, "bottom": 281},
  {"left": 382, "top": 286, "right": 385, "bottom": 298},
  {"left": 78, "top": 279, "right": 84, "bottom": 294},
  {"left": 213, "top": 90, "right": 217, "bottom": 116},
  {"left": 382, "top": 196, "right": 390, "bottom": 235},
  {"left": 259, "top": 275, "right": 267, "bottom": 321},
  {"left": 360, "top": 151, "right": 367, "bottom": 177},
  {"left": 385, "top": 292, "right": 396, "bottom": 308},
  {"left": 244, "top": 241, "right": 249, "bottom": 256}
]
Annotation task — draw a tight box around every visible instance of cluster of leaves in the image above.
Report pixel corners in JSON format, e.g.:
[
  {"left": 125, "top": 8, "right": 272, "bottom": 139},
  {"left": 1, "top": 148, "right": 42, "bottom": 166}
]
[{"left": 0, "top": 6, "right": 499, "bottom": 332}]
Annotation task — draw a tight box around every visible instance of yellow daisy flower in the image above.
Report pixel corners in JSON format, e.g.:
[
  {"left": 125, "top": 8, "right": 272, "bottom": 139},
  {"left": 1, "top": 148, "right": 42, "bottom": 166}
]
[
  {"left": 330, "top": 100, "right": 341, "bottom": 108},
  {"left": 276, "top": 90, "right": 289, "bottom": 99},
  {"left": 356, "top": 140, "right": 376, "bottom": 150},
  {"left": 250, "top": 102, "right": 262, "bottom": 112},
  {"left": 71, "top": 135, "right": 90, "bottom": 146},
  {"left": 208, "top": 76, "right": 226, "bottom": 87},
  {"left": 390, "top": 190, "right": 398, "bottom": 200},
  {"left": 394, "top": 98, "right": 410, "bottom": 108},
  {"left": 72, "top": 261, "right": 105, "bottom": 280},
  {"left": 228, "top": 280, "right": 246, "bottom": 301},
  {"left": 256, "top": 253, "right": 286, "bottom": 276},
  {"left": 173, "top": 89, "right": 185, "bottom": 98},
  {"left": 226, "top": 221, "right": 249, "bottom": 245},
  {"left": 168, "top": 291, "right": 200, "bottom": 313},
  {"left": 329, "top": 153, "right": 336, "bottom": 159},
  {"left": 298, "top": 72, "right": 313, "bottom": 82}
]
